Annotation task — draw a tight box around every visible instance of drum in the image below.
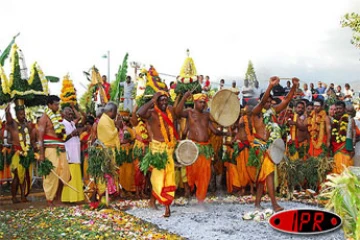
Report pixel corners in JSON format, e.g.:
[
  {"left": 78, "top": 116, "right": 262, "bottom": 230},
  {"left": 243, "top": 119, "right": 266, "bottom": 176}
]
[
  {"left": 174, "top": 140, "right": 199, "bottom": 166},
  {"left": 267, "top": 138, "right": 285, "bottom": 164},
  {"left": 210, "top": 89, "right": 240, "bottom": 127}
]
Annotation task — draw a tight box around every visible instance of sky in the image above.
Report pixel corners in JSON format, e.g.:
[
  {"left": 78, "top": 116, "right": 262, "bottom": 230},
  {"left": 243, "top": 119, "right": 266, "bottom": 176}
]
[{"left": 1, "top": 0, "right": 360, "bottom": 98}]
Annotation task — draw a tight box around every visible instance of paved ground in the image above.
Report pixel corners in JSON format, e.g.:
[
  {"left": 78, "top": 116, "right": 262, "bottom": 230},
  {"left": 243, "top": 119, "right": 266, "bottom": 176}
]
[{"left": 127, "top": 201, "right": 345, "bottom": 240}]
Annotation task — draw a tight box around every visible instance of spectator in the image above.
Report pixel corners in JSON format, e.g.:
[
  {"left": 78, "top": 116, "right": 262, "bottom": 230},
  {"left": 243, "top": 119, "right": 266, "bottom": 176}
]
[
  {"left": 253, "top": 80, "right": 262, "bottom": 98},
  {"left": 170, "top": 81, "right": 176, "bottom": 89},
  {"left": 310, "top": 83, "right": 319, "bottom": 95},
  {"left": 316, "top": 81, "right": 327, "bottom": 94},
  {"left": 335, "top": 85, "right": 344, "bottom": 99},
  {"left": 219, "top": 79, "right": 225, "bottom": 90},
  {"left": 230, "top": 80, "right": 240, "bottom": 95},
  {"left": 119, "top": 76, "right": 135, "bottom": 113},
  {"left": 343, "top": 83, "right": 353, "bottom": 102},
  {"left": 102, "top": 75, "right": 111, "bottom": 101},
  {"left": 241, "top": 79, "right": 254, "bottom": 105},
  {"left": 272, "top": 82, "right": 285, "bottom": 96},
  {"left": 284, "top": 81, "right": 291, "bottom": 94},
  {"left": 328, "top": 104, "right": 336, "bottom": 118},
  {"left": 203, "top": 75, "right": 211, "bottom": 92},
  {"left": 302, "top": 83, "right": 312, "bottom": 101}
]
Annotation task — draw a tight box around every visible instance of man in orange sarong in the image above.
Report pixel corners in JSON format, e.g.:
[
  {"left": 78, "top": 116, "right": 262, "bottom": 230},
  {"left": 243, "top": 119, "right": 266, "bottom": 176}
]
[
  {"left": 175, "top": 92, "right": 223, "bottom": 203},
  {"left": 251, "top": 76, "right": 298, "bottom": 212},
  {"left": 308, "top": 98, "right": 331, "bottom": 157},
  {"left": 223, "top": 126, "right": 240, "bottom": 194},
  {"left": 137, "top": 91, "right": 177, "bottom": 217},
  {"left": 331, "top": 101, "right": 355, "bottom": 174}
]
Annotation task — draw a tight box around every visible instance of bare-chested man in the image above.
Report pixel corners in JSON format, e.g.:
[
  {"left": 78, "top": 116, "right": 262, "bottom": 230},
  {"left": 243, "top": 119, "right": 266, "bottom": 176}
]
[
  {"left": 5, "top": 101, "right": 35, "bottom": 203},
  {"left": 251, "top": 76, "right": 298, "bottom": 212},
  {"left": 38, "top": 95, "right": 71, "bottom": 206},
  {"left": 175, "top": 91, "right": 223, "bottom": 203},
  {"left": 287, "top": 101, "right": 309, "bottom": 160},
  {"left": 137, "top": 91, "right": 178, "bottom": 217}
]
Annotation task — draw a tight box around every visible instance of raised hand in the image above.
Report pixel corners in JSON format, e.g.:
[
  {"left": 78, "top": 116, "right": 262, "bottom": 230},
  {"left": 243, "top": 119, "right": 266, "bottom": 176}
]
[
  {"left": 292, "top": 77, "right": 300, "bottom": 87},
  {"left": 269, "top": 76, "right": 280, "bottom": 86}
]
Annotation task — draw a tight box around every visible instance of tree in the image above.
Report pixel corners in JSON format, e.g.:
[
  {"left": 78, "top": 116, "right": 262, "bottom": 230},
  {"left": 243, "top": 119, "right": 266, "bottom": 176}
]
[
  {"left": 341, "top": 12, "right": 360, "bottom": 49},
  {"left": 244, "top": 60, "right": 257, "bottom": 85}
]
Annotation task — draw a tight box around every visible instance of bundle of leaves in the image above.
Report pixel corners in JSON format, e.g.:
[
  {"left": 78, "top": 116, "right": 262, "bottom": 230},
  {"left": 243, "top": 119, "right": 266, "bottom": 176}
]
[
  {"left": 197, "top": 143, "right": 214, "bottom": 159},
  {"left": 38, "top": 159, "right": 55, "bottom": 178},
  {"left": 247, "top": 147, "right": 262, "bottom": 168},
  {"left": 132, "top": 146, "right": 148, "bottom": 160},
  {"left": 302, "top": 155, "right": 334, "bottom": 191},
  {"left": 174, "top": 81, "right": 202, "bottom": 95},
  {"left": 298, "top": 144, "right": 309, "bottom": 159},
  {"left": 110, "top": 53, "right": 128, "bottom": 103},
  {"left": 140, "top": 151, "right": 168, "bottom": 173},
  {"left": 19, "top": 149, "right": 36, "bottom": 169},
  {"left": 115, "top": 148, "right": 133, "bottom": 166},
  {"left": 277, "top": 157, "right": 305, "bottom": 198},
  {"left": 319, "top": 168, "right": 360, "bottom": 239},
  {"left": 288, "top": 142, "right": 297, "bottom": 156},
  {"left": 88, "top": 146, "right": 117, "bottom": 183}
]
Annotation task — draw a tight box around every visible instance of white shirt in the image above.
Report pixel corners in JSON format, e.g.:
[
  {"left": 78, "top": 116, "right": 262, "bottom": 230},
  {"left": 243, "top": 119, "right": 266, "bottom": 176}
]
[
  {"left": 343, "top": 89, "right": 353, "bottom": 101},
  {"left": 253, "top": 87, "right": 263, "bottom": 98},
  {"left": 63, "top": 119, "right": 81, "bottom": 164},
  {"left": 241, "top": 85, "right": 254, "bottom": 98},
  {"left": 303, "top": 89, "right": 312, "bottom": 102},
  {"left": 120, "top": 81, "right": 135, "bottom": 98}
]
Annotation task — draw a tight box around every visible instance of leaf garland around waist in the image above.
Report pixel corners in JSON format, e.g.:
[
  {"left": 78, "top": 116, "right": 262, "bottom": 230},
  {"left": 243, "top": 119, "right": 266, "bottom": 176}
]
[
  {"left": 195, "top": 143, "right": 214, "bottom": 160},
  {"left": 115, "top": 147, "right": 133, "bottom": 166},
  {"left": 140, "top": 150, "right": 168, "bottom": 174},
  {"left": 19, "top": 149, "right": 36, "bottom": 169}
]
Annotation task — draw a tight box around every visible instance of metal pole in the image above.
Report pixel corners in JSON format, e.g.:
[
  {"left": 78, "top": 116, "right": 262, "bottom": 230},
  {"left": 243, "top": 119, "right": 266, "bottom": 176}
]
[{"left": 107, "top": 50, "right": 110, "bottom": 84}]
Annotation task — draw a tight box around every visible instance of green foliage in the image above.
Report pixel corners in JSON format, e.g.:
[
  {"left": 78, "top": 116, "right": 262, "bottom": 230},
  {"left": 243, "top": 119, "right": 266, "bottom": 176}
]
[
  {"left": 341, "top": 12, "right": 360, "bottom": 49},
  {"left": 10, "top": 50, "right": 32, "bottom": 100},
  {"left": 133, "top": 146, "right": 148, "bottom": 160},
  {"left": 288, "top": 142, "right": 297, "bottom": 156},
  {"left": 110, "top": 53, "right": 128, "bottom": 102},
  {"left": 0, "top": 36, "right": 16, "bottom": 66},
  {"left": 45, "top": 76, "right": 60, "bottom": 83},
  {"left": 320, "top": 168, "right": 360, "bottom": 239},
  {"left": 79, "top": 84, "right": 96, "bottom": 116},
  {"left": 38, "top": 159, "right": 55, "bottom": 178},
  {"left": 88, "top": 146, "right": 117, "bottom": 183},
  {"left": 0, "top": 77, "right": 10, "bottom": 105},
  {"left": 115, "top": 148, "right": 133, "bottom": 166},
  {"left": 244, "top": 60, "right": 257, "bottom": 85},
  {"left": 278, "top": 157, "right": 305, "bottom": 197},
  {"left": 247, "top": 147, "right": 262, "bottom": 168},
  {"left": 197, "top": 143, "right": 214, "bottom": 159},
  {"left": 140, "top": 151, "right": 168, "bottom": 173},
  {"left": 19, "top": 149, "right": 35, "bottom": 169},
  {"left": 174, "top": 81, "right": 202, "bottom": 95}
]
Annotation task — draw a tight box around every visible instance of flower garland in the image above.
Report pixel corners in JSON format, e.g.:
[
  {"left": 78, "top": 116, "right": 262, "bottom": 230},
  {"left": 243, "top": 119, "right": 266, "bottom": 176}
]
[
  {"left": 308, "top": 110, "right": 327, "bottom": 149},
  {"left": 331, "top": 114, "right": 349, "bottom": 143},
  {"left": 44, "top": 106, "right": 66, "bottom": 141},
  {"left": 14, "top": 119, "right": 30, "bottom": 156},
  {"left": 154, "top": 105, "right": 176, "bottom": 148},
  {"left": 137, "top": 118, "right": 149, "bottom": 140},
  {"left": 262, "top": 108, "right": 282, "bottom": 145}
]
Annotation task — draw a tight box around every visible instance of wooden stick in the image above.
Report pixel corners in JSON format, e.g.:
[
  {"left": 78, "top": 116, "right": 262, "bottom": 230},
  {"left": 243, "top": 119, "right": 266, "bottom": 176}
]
[{"left": 50, "top": 169, "right": 80, "bottom": 193}]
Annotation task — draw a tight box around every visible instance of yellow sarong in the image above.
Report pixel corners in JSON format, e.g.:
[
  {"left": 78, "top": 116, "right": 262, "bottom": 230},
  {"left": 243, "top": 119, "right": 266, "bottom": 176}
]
[
  {"left": 149, "top": 140, "right": 176, "bottom": 206},
  {"left": 61, "top": 163, "right": 85, "bottom": 202},
  {"left": 119, "top": 144, "right": 135, "bottom": 192},
  {"left": 333, "top": 152, "right": 353, "bottom": 174},
  {"left": 257, "top": 153, "right": 275, "bottom": 183},
  {"left": 10, "top": 151, "right": 26, "bottom": 184},
  {"left": 43, "top": 148, "right": 70, "bottom": 201}
]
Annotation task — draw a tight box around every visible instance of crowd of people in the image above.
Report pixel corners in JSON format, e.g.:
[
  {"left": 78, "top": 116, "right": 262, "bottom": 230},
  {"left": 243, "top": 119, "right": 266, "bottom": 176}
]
[{"left": 1, "top": 75, "right": 359, "bottom": 218}]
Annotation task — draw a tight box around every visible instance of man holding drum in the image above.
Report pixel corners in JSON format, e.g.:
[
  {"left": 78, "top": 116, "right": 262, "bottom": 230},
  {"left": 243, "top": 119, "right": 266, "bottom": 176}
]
[
  {"left": 251, "top": 76, "right": 299, "bottom": 212},
  {"left": 175, "top": 91, "right": 223, "bottom": 203},
  {"left": 137, "top": 91, "right": 178, "bottom": 217}
]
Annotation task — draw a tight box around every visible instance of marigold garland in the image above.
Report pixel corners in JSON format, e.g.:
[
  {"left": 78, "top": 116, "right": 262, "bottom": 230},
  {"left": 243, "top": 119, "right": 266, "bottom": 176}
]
[
  {"left": 154, "top": 105, "right": 176, "bottom": 148},
  {"left": 331, "top": 114, "right": 349, "bottom": 143},
  {"left": 44, "top": 106, "right": 66, "bottom": 141},
  {"left": 243, "top": 115, "right": 254, "bottom": 143},
  {"left": 308, "top": 110, "right": 327, "bottom": 149},
  {"left": 14, "top": 119, "right": 30, "bottom": 156}
]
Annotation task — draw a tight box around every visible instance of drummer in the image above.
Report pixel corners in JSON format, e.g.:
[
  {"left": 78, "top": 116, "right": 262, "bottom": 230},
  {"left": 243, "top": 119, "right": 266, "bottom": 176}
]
[
  {"left": 251, "top": 76, "right": 299, "bottom": 212},
  {"left": 175, "top": 91, "right": 224, "bottom": 203}
]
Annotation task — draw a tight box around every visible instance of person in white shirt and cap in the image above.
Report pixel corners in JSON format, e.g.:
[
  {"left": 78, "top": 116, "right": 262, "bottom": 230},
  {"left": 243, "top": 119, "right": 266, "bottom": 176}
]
[{"left": 120, "top": 76, "right": 135, "bottom": 113}]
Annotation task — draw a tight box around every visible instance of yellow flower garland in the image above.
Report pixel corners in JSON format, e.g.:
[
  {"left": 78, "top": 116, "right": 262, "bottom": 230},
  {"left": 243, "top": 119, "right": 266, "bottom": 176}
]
[
  {"left": 154, "top": 105, "right": 176, "bottom": 148},
  {"left": 309, "top": 110, "right": 326, "bottom": 149},
  {"left": 331, "top": 114, "right": 349, "bottom": 143},
  {"left": 14, "top": 119, "right": 30, "bottom": 156}
]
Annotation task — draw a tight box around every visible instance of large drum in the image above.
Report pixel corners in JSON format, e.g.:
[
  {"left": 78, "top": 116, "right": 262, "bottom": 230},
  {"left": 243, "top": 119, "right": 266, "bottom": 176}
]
[
  {"left": 268, "top": 138, "right": 285, "bottom": 164},
  {"left": 174, "top": 140, "right": 199, "bottom": 167},
  {"left": 210, "top": 89, "right": 240, "bottom": 127}
]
